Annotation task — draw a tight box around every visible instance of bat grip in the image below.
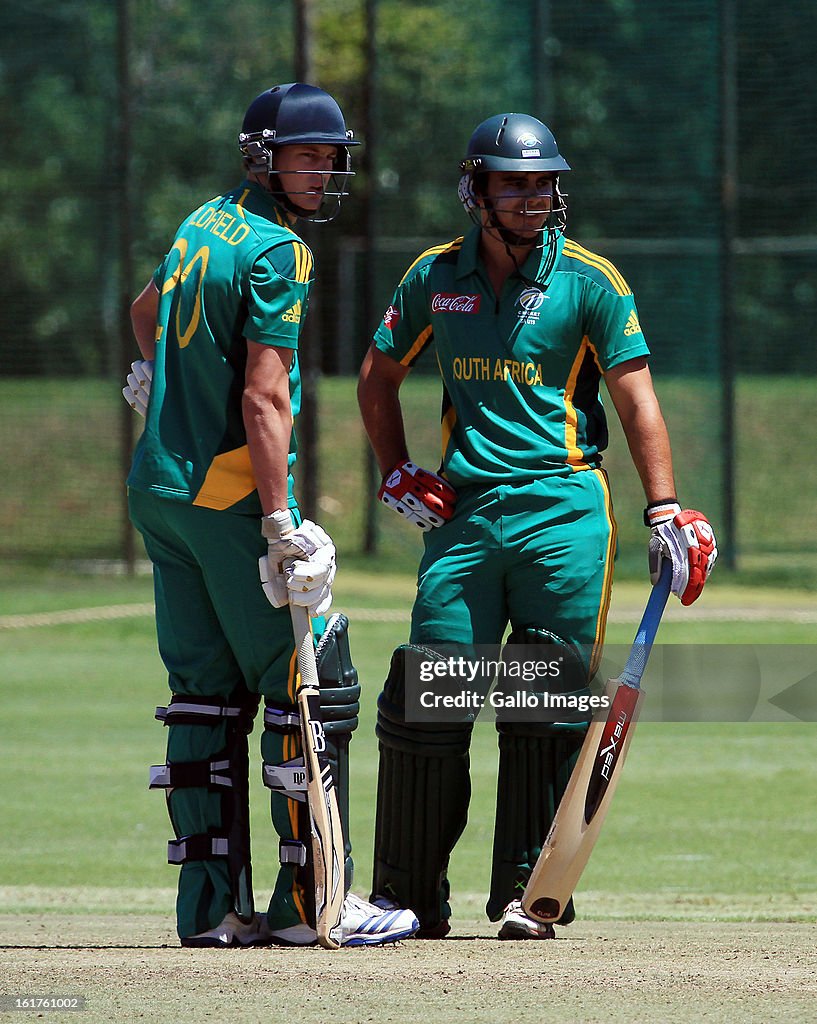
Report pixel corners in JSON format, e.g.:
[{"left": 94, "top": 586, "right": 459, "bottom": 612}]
[
  {"left": 619, "top": 561, "right": 672, "bottom": 688},
  {"left": 289, "top": 603, "right": 320, "bottom": 690}
]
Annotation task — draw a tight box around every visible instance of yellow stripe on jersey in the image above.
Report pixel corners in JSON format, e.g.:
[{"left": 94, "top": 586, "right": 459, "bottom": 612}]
[
  {"left": 437, "top": 353, "right": 458, "bottom": 462},
  {"left": 562, "top": 240, "right": 630, "bottom": 296},
  {"left": 440, "top": 404, "right": 457, "bottom": 464},
  {"left": 437, "top": 358, "right": 458, "bottom": 462},
  {"left": 235, "top": 189, "right": 250, "bottom": 219},
  {"left": 562, "top": 336, "right": 601, "bottom": 471},
  {"left": 399, "top": 237, "right": 463, "bottom": 285},
  {"left": 272, "top": 206, "right": 300, "bottom": 238},
  {"left": 399, "top": 324, "right": 433, "bottom": 367},
  {"left": 589, "top": 468, "right": 617, "bottom": 678},
  {"left": 290, "top": 241, "right": 313, "bottom": 284},
  {"left": 192, "top": 446, "right": 257, "bottom": 509}
]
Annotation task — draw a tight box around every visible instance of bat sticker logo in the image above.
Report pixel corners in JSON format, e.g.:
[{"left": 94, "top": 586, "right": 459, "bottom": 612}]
[
  {"left": 309, "top": 719, "right": 327, "bottom": 753},
  {"left": 598, "top": 710, "right": 627, "bottom": 779},
  {"left": 584, "top": 687, "right": 639, "bottom": 824}
]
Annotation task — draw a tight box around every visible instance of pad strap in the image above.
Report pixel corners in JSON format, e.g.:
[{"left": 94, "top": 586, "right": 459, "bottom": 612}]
[
  {"left": 156, "top": 695, "right": 249, "bottom": 727},
  {"left": 149, "top": 760, "right": 232, "bottom": 790},
  {"left": 279, "top": 839, "right": 308, "bottom": 867},
  {"left": 167, "top": 834, "right": 229, "bottom": 864},
  {"left": 263, "top": 704, "right": 301, "bottom": 733}
]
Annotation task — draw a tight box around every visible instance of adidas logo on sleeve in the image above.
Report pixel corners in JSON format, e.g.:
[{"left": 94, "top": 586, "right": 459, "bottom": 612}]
[{"left": 623, "top": 309, "right": 642, "bottom": 336}]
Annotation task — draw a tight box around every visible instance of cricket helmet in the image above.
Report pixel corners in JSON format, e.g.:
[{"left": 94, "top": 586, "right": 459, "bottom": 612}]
[
  {"left": 238, "top": 82, "right": 358, "bottom": 221},
  {"left": 458, "top": 112, "right": 570, "bottom": 254},
  {"left": 460, "top": 112, "right": 570, "bottom": 175}
]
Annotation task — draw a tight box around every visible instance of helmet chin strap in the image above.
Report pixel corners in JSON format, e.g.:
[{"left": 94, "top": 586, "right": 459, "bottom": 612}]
[
  {"left": 483, "top": 199, "right": 553, "bottom": 291},
  {"left": 483, "top": 199, "right": 541, "bottom": 249}
]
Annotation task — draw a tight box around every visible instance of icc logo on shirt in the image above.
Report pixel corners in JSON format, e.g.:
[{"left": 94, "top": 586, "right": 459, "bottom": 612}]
[{"left": 517, "top": 287, "right": 546, "bottom": 324}]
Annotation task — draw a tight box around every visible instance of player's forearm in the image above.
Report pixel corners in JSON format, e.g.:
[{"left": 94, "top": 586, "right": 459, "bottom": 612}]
[
  {"left": 618, "top": 400, "right": 677, "bottom": 504},
  {"left": 243, "top": 388, "right": 292, "bottom": 514},
  {"left": 606, "top": 360, "right": 677, "bottom": 503},
  {"left": 357, "top": 350, "right": 410, "bottom": 475},
  {"left": 130, "top": 281, "right": 159, "bottom": 360}
]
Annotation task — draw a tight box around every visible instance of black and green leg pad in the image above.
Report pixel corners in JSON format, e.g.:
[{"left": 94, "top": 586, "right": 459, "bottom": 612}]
[
  {"left": 372, "top": 645, "right": 473, "bottom": 932},
  {"left": 487, "top": 627, "right": 590, "bottom": 924},
  {"left": 315, "top": 612, "right": 362, "bottom": 890}
]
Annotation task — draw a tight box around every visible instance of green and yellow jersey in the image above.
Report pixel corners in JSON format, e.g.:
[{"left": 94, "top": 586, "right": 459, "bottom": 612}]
[
  {"left": 374, "top": 228, "right": 650, "bottom": 487},
  {"left": 128, "top": 181, "right": 313, "bottom": 513}
]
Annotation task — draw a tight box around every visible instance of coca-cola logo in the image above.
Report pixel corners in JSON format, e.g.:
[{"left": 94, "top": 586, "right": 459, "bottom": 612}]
[
  {"left": 431, "top": 293, "right": 481, "bottom": 314},
  {"left": 383, "top": 305, "right": 400, "bottom": 329}
]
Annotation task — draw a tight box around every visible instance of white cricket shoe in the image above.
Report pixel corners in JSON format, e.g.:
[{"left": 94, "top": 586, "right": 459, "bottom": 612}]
[
  {"left": 339, "top": 892, "right": 419, "bottom": 946},
  {"left": 181, "top": 911, "right": 272, "bottom": 948},
  {"left": 497, "top": 900, "right": 556, "bottom": 940},
  {"left": 269, "top": 893, "right": 420, "bottom": 947}
]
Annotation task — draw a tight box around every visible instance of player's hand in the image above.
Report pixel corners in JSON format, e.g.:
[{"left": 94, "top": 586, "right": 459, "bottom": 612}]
[
  {"left": 259, "top": 510, "right": 336, "bottom": 616},
  {"left": 122, "top": 359, "right": 153, "bottom": 417},
  {"left": 646, "top": 501, "right": 718, "bottom": 605},
  {"left": 378, "top": 459, "right": 457, "bottom": 531}
]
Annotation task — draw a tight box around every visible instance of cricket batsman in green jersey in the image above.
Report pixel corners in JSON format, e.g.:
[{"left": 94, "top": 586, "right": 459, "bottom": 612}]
[
  {"left": 125, "top": 83, "right": 418, "bottom": 948},
  {"left": 358, "top": 113, "right": 718, "bottom": 938}
]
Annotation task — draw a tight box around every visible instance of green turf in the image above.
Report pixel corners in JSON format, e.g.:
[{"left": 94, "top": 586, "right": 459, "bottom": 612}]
[
  {"left": 1, "top": 572, "right": 815, "bottom": 923},
  {"left": 2, "top": 375, "right": 816, "bottom": 587}
]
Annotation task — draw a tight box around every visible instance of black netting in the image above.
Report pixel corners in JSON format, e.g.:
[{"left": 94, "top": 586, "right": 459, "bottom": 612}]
[{"left": 1, "top": 0, "right": 814, "bottom": 581}]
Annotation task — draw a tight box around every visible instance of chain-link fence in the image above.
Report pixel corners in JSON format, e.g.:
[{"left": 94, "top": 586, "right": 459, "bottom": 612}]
[{"left": 1, "top": 0, "right": 814, "bottom": 584}]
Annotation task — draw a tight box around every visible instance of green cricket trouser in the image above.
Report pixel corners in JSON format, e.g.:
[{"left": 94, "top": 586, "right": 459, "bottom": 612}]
[
  {"left": 372, "top": 471, "right": 617, "bottom": 928},
  {"left": 410, "top": 470, "right": 617, "bottom": 674},
  {"left": 128, "top": 489, "right": 312, "bottom": 937}
]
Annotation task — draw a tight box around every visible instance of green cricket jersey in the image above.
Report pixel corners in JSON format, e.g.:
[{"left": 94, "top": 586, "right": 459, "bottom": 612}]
[
  {"left": 128, "top": 181, "right": 314, "bottom": 513},
  {"left": 374, "top": 228, "right": 650, "bottom": 487}
]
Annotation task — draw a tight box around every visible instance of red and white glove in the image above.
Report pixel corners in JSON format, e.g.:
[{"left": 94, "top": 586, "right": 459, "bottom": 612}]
[
  {"left": 646, "top": 501, "right": 718, "bottom": 606},
  {"left": 378, "top": 459, "right": 457, "bottom": 531},
  {"left": 259, "top": 510, "right": 336, "bottom": 617},
  {"left": 122, "top": 359, "right": 153, "bottom": 417}
]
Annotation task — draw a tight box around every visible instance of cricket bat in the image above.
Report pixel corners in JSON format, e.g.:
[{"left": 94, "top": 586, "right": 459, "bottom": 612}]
[
  {"left": 290, "top": 602, "right": 345, "bottom": 949},
  {"left": 521, "top": 561, "right": 673, "bottom": 924}
]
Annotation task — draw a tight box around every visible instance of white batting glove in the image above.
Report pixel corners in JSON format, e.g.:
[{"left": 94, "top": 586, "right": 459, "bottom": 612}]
[
  {"left": 122, "top": 359, "right": 153, "bottom": 417},
  {"left": 258, "top": 510, "right": 336, "bottom": 616},
  {"left": 378, "top": 459, "right": 457, "bottom": 531},
  {"left": 646, "top": 501, "right": 718, "bottom": 606},
  {"left": 285, "top": 544, "right": 336, "bottom": 616}
]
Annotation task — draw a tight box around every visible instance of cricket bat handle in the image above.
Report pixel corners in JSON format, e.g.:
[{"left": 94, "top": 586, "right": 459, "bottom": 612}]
[
  {"left": 620, "top": 560, "right": 672, "bottom": 688},
  {"left": 290, "top": 603, "right": 319, "bottom": 688}
]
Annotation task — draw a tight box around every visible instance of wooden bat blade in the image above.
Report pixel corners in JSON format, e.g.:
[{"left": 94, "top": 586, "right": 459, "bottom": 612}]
[
  {"left": 521, "top": 678, "right": 643, "bottom": 923},
  {"left": 291, "top": 605, "right": 345, "bottom": 950},
  {"left": 521, "top": 564, "right": 672, "bottom": 925}
]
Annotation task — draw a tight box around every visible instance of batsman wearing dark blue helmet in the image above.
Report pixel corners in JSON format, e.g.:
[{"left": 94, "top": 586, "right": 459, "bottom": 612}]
[
  {"left": 125, "top": 83, "right": 418, "bottom": 949},
  {"left": 359, "top": 112, "right": 718, "bottom": 939}
]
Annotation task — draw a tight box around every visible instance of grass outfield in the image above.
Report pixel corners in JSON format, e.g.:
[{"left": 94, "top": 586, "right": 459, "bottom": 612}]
[
  {"left": 2, "top": 374, "right": 816, "bottom": 587},
  {"left": 1, "top": 569, "right": 814, "bottom": 908},
  {"left": 1, "top": 570, "right": 815, "bottom": 1021}
]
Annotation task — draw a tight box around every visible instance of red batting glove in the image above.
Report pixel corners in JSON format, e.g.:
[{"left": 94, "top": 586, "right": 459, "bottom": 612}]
[
  {"left": 378, "top": 460, "right": 457, "bottom": 532},
  {"left": 646, "top": 502, "right": 718, "bottom": 605}
]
